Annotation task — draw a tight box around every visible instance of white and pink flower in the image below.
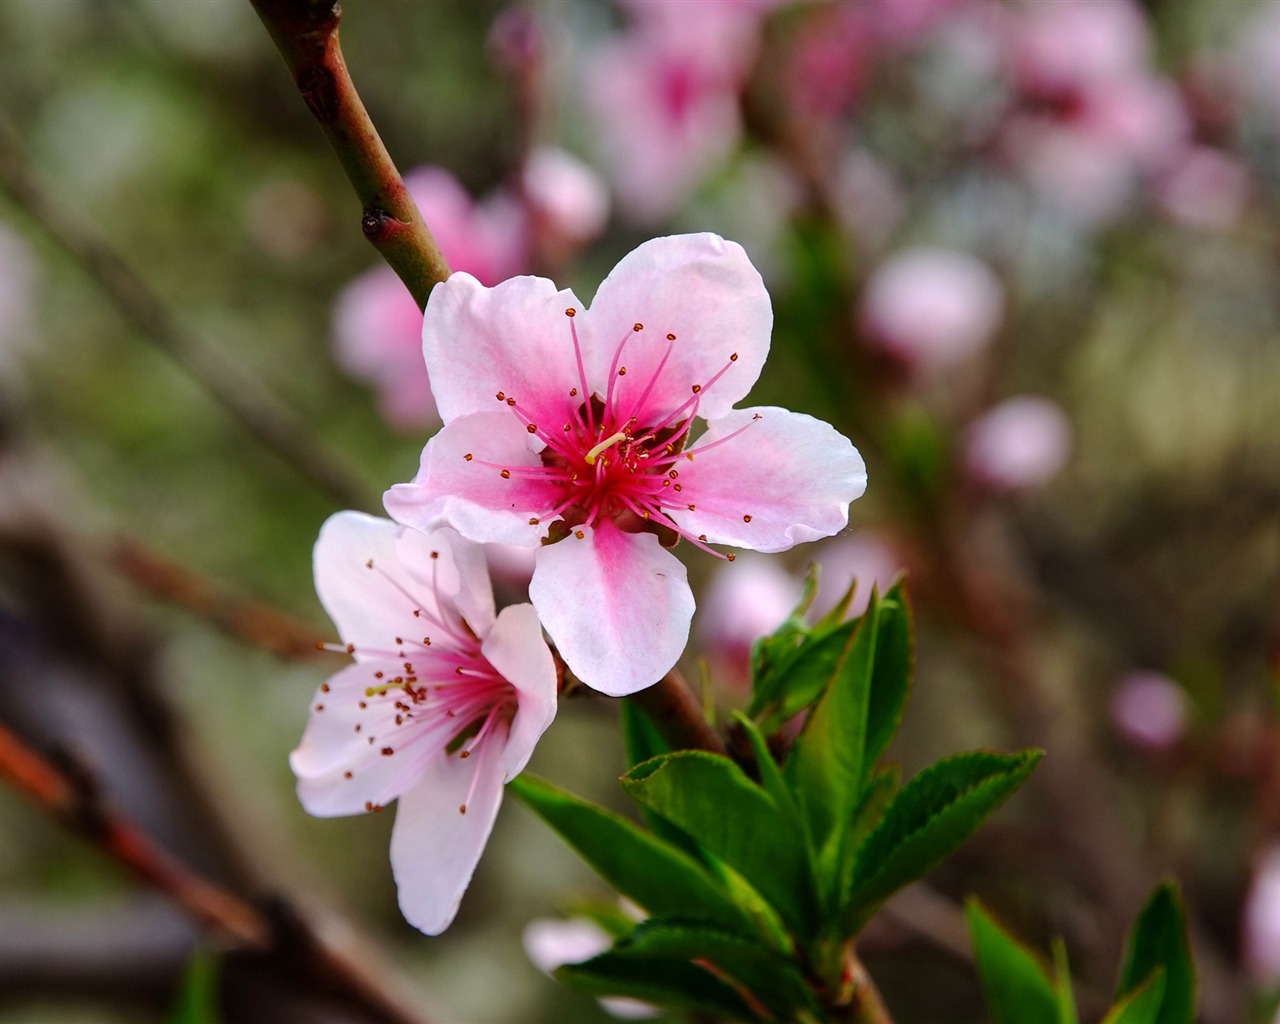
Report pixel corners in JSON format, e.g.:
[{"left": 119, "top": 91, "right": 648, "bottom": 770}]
[
  {"left": 386, "top": 233, "right": 867, "bottom": 696},
  {"left": 291, "top": 512, "right": 557, "bottom": 935}
]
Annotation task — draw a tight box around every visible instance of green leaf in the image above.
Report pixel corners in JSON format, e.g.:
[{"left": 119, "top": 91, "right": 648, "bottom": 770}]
[
  {"left": 747, "top": 570, "right": 820, "bottom": 720},
  {"left": 730, "top": 711, "right": 802, "bottom": 826},
  {"left": 622, "top": 751, "right": 818, "bottom": 935},
  {"left": 1103, "top": 972, "right": 1168, "bottom": 1024},
  {"left": 1115, "top": 883, "right": 1196, "bottom": 1024},
  {"left": 785, "top": 599, "right": 879, "bottom": 873},
  {"left": 863, "top": 581, "right": 913, "bottom": 777},
  {"left": 966, "top": 900, "right": 1058, "bottom": 1024},
  {"left": 1053, "top": 939, "right": 1079, "bottom": 1024},
  {"left": 509, "top": 774, "right": 755, "bottom": 938},
  {"left": 606, "top": 920, "right": 823, "bottom": 1019},
  {"left": 619, "top": 700, "right": 696, "bottom": 853},
  {"left": 621, "top": 699, "right": 670, "bottom": 770},
  {"left": 557, "top": 953, "right": 763, "bottom": 1022},
  {"left": 842, "top": 750, "right": 1042, "bottom": 931},
  {"left": 168, "top": 951, "right": 220, "bottom": 1024},
  {"left": 753, "top": 618, "right": 860, "bottom": 734}
]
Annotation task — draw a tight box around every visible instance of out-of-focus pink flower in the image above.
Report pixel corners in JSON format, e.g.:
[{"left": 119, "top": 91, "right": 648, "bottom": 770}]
[
  {"left": 783, "top": 5, "right": 873, "bottom": 120},
  {"left": 523, "top": 918, "right": 659, "bottom": 1019},
  {"left": 0, "top": 225, "right": 37, "bottom": 375},
  {"left": 333, "top": 268, "right": 437, "bottom": 429},
  {"left": 860, "top": 248, "right": 1004, "bottom": 373},
  {"left": 1012, "top": 0, "right": 1150, "bottom": 98},
  {"left": 1002, "top": 0, "right": 1190, "bottom": 225},
  {"left": 584, "top": 1, "right": 775, "bottom": 223},
  {"left": 403, "top": 166, "right": 528, "bottom": 288},
  {"left": 1158, "top": 146, "right": 1250, "bottom": 230},
  {"left": 332, "top": 167, "right": 530, "bottom": 431},
  {"left": 522, "top": 146, "right": 610, "bottom": 255},
  {"left": 1110, "top": 671, "right": 1190, "bottom": 753},
  {"left": 385, "top": 233, "right": 867, "bottom": 696},
  {"left": 291, "top": 513, "right": 557, "bottom": 935},
  {"left": 1245, "top": 846, "right": 1280, "bottom": 983},
  {"left": 1004, "top": 119, "right": 1138, "bottom": 227},
  {"left": 964, "top": 396, "right": 1072, "bottom": 492},
  {"left": 811, "top": 532, "right": 904, "bottom": 621},
  {"left": 698, "top": 553, "right": 801, "bottom": 678},
  {"left": 868, "top": 0, "right": 970, "bottom": 49}
]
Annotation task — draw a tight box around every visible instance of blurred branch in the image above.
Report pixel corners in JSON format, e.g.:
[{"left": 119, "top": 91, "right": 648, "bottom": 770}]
[
  {"left": 926, "top": 514, "right": 1246, "bottom": 1024},
  {"left": 630, "top": 669, "right": 727, "bottom": 756},
  {"left": 0, "top": 122, "right": 373, "bottom": 512},
  {"left": 250, "top": 0, "right": 450, "bottom": 309},
  {"left": 0, "top": 716, "right": 270, "bottom": 949},
  {"left": 108, "top": 533, "right": 329, "bottom": 661},
  {"left": 0, "top": 717, "right": 436, "bottom": 1024}
]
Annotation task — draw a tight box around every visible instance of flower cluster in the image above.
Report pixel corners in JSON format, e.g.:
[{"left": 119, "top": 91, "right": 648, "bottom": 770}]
[{"left": 296, "top": 234, "right": 866, "bottom": 932}]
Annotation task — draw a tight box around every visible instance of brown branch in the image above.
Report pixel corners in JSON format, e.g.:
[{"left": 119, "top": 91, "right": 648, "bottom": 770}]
[
  {"left": 0, "top": 717, "right": 434, "bottom": 1024},
  {"left": 0, "top": 717, "right": 269, "bottom": 949},
  {"left": 108, "top": 533, "right": 329, "bottom": 661},
  {"left": 250, "top": 0, "right": 450, "bottom": 309},
  {"left": 839, "top": 948, "right": 896, "bottom": 1024},
  {"left": 0, "top": 122, "right": 373, "bottom": 512},
  {"left": 630, "top": 669, "right": 727, "bottom": 756}
]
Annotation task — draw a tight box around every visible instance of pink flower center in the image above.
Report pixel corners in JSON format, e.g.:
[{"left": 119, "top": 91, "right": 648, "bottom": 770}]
[
  {"left": 468, "top": 310, "right": 760, "bottom": 559},
  {"left": 323, "top": 551, "right": 517, "bottom": 814}
]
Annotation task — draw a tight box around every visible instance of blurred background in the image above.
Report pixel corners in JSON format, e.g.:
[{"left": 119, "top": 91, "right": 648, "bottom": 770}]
[{"left": 0, "top": 0, "right": 1278, "bottom": 1021}]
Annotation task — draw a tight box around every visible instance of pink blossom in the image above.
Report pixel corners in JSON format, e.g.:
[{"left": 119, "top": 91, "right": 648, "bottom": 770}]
[
  {"left": 385, "top": 234, "right": 867, "bottom": 696},
  {"left": 860, "top": 248, "right": 1004, "bottom": 373},
  {"left": 811, "top": 532, "right": 904, "bottom": 621},
  {"left": 1246, "top": 846, "right": 1280, "bottom": 983},
  {"left": 332, "top": 166, "right": 528, "bottom": 431},
  {"left": 1110, "top": 671, "right": 1190, "bottom": 753},
  {"left": 1012, "top": 0, "right": 1151, "bottom": 98},
  {"left": 583, "top": 2, "right": 773, "bottom": 223},
  {"left": 964, "top": 396, "right": 1072, "bottom": 492},
  {"left": 783, "top": 5, "right": 873, "bottom": 121},
  {"left": 868, "top": 0, "right": 970, "bottom": 49},
  {"left": 523, "top": 917, "right": 659, "bottom": 1019},
  {"left": 521, "top": 146, "right": 610, "bottom": 255},
  {"left": 1001, "top": 0, "right": 1190, "bottom": 225},
  {"left": 290, "top": 512, "right": 557, "bottom": 935}
]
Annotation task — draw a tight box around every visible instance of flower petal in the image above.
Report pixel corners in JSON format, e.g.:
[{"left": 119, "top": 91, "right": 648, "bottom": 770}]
[
  {"left": 582, "top": 234, "right": 771, "bottom": 423},
  {"left": 290, "top": 660, "right": 419, "bottom": 817},
  {"left": 384, "top": 413, "right": 557, "bottom": 547},
  {"left": 315, "top": 512, "right": 485, "bottom": 656},
  {"left": 394, "top": 524, "right": 495, "bottom": 637},
  {"left": 480, "top": 603, "right": 558, "bottom": 779},
  {"left": 389, "top": 733, "right": 507, "bottom": 935},
  {"left": 424, "top": 272, "right": 585, "bottom": 428},
  {"left": 529, "top": 523, "right": 693, "bottom": 696},
  {"left": 669, "top": 407, "right": 867, "bottom": 552}
]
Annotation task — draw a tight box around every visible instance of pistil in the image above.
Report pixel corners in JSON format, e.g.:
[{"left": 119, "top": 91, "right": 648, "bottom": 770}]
[{"left": 584, "top": 430, "right": 628, "bottom": 466}]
